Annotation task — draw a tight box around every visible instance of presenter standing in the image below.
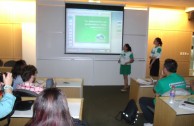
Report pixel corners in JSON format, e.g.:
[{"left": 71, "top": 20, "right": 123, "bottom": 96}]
[
  {"left": 118, "top": 44, "right": 134, "bottom": 92},
  {"left": 149, "top": 37, "right": 163, "bottom": 78}
]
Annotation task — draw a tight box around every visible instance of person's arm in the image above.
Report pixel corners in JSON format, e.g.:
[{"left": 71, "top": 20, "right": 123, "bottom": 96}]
[{"left": 0, "top": 73, "right": 16, "bottom": 119}]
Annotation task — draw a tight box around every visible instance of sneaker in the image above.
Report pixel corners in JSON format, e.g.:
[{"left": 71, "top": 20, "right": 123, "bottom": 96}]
[
  {"left": 120, "top": 88, "right": 127, "bottom": 92},
  {"left": 144, "top": 123, "right": 153, "bottom": 126}
]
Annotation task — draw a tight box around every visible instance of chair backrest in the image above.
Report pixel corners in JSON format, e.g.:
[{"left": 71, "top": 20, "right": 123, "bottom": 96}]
[
  {"left": 0, "top": 60, "right": 3, "bottom": 67},
  {"left": 162, "top": 88, "right": 191, "bottom": 96},
  {"left": 4, "top": 60, "right": 16, "bottom": 67},
  {"left": 13, "top": 89, "right": 38, "bottom": 97}
]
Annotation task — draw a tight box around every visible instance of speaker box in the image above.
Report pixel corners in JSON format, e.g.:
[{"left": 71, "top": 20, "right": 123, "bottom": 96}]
[{"left": 188, "top": 11, "right": 194, "bottom": 21}]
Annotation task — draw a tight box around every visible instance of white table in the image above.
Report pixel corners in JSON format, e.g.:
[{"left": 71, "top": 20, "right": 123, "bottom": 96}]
[{"left": 56, "top": 81, "right": 83, "bottom": 98}]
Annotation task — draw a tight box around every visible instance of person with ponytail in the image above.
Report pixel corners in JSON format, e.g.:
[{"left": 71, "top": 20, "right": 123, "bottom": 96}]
[
  {"left": 149, "top": 37, "right": 163, "bottom": 77},
  {"left": 118, "top": 44, "right": 134, "bottom": 92}
]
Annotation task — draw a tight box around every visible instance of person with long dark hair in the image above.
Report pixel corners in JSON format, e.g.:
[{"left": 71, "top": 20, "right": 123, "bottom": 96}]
[
  {"left": 25, "top": 88, "right": 74, "bottom": 126},
  {"left": 11, "top": 60, "right": 27, "bottom": 89},
  {"left": 149, "top": 37, "right": 163, "bottom": 77},
  {"left": 118, "top": 44, "right": 134, "bottom": 92}
]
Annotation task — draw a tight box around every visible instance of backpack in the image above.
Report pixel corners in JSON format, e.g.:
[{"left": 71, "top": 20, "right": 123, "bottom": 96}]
[{"left": 115, "top": 99, "right": 138, "bottom": 125}]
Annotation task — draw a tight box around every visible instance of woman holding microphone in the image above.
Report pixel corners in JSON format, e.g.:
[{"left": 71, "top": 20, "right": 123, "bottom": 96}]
[{"left": 118, "top": 44, "right": 134, "bottom": 92}]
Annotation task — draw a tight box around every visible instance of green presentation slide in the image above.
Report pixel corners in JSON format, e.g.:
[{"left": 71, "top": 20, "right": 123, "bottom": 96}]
[{"left": 75, "top": 16, "right": 110, "bottom": 43}]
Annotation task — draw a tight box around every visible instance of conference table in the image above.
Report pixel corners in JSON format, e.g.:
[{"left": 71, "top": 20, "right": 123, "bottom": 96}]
[
  {"left": 0, "top": 98, "right": 83, "bottom": 126},
  {"left": 154, "top": 95, "right": 194, "bottom": 126}
]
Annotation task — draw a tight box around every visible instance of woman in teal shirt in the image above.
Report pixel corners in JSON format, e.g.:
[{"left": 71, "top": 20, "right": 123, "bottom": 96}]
[{"left": 0, "top": 73, "right": 16, "bottom": 119}]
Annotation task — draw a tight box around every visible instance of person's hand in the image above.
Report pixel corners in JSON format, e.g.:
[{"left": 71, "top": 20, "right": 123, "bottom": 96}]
[
  {"left": 3, "top": 72, "right": 12, "bottom": 86},
  {"left": 149, "top": 64, "right": 152, "bottom": 69},
  {"left": 159, "top": 70, "right": 166, "bottom": 79}
]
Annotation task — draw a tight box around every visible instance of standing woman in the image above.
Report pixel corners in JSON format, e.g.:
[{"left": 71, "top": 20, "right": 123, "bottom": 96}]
[
  {"left": 119, "top": 44, "right": 134, "bottom": 92},
  {"left": 149, "top": 37, "right": 163, "bottom": 77}
]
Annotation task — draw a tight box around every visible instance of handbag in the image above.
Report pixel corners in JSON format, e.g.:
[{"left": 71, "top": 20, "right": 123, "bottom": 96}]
[{"left": 115, "top": 99, "right": 138, "bottom": 125}]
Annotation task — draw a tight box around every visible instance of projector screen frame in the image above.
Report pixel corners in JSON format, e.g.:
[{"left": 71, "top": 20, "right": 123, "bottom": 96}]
[{"left": 65, "top": 3, "right": 124, "bottom": 55}]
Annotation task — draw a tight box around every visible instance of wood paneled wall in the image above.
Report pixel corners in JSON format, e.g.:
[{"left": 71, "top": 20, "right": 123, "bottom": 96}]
[
  {"left": 146, "top": 7, "right": 194, "bottom": 77},
  {"left": 0, "top": 1, "right": 35, "bottom": 65},
  {"left": 0, "top": 24, "right": 22, "bottom": 63}
]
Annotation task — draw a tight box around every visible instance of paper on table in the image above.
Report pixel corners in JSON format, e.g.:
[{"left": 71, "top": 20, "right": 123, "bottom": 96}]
[
  {"left": 136, "top": 78, "right": 152, "bottom": 85},
  {"left": 179, "top": 100, "right": 194, "bottom": 111}
]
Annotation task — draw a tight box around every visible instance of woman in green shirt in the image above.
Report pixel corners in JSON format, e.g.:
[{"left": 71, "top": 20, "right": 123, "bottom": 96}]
[{"left": 118, "top": 44, "right": 134, "bottom": 92}]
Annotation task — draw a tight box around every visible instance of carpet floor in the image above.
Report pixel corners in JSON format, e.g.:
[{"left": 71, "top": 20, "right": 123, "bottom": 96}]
[{"left": 82, "top": 86, "right": 145, "bottom": 126}]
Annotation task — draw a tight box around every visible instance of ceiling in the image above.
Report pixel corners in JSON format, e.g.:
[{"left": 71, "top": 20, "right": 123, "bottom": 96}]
[
  {"left": 2, "top": 0, "right": 194, "bottom": 8},
  {"left": 64, "top": 0, "right": 194, "bottom": 8}
]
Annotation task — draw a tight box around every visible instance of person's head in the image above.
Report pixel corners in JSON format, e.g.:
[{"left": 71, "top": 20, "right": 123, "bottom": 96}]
[
  {"left": 154, "top": 37, "right": 163, "bottom": 46},
  {"left": 123, "top": 44, "right": 132, "bottom": 52},
  {"left": 21, "top": 65, "right": 37, "bottom": 83},
  {"left": 163, "top": 59, "right": 178, "bottom": 75},
  {"left": 26, "top": 88, "right": 73, "bottom": 126},
  {"left": 11, "top": 60, "right": 26, "bottom": 79}
]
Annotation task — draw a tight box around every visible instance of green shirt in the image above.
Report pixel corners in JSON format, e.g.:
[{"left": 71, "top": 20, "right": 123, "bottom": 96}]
[{"left": 153, "top": 73, "right": 187, "bottom": 104}]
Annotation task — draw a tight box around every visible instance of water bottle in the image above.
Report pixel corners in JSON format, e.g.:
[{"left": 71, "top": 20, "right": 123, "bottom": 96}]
[{"left": 169, "top": 85, "right": 175, "bottom": 104}]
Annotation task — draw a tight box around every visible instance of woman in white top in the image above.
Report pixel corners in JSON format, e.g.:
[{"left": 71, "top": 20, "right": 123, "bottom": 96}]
[
  {"left": 149, "top": 37, "right": 163, "bottom": 77},
  {"left": 118, "top": 44, "right": 134, "bottom": 92}
]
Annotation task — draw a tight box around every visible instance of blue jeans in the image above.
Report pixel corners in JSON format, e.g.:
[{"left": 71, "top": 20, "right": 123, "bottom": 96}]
[{"left": 139, "top": 97, "right": 155, "bottom": 123}]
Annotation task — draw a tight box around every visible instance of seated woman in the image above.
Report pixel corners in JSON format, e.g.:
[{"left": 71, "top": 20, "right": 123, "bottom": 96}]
[
  {"left": 11, "top": 60, "right": 27, "bottom": 90},
  {"left": 0, "top": 73, "right": 16, "bottom": 119},
  {"left": 25, "top": 88, "right": 74, "bottom": 126},
  {"left": 17, "top": 65, "right": 43, "bottom": 94}
]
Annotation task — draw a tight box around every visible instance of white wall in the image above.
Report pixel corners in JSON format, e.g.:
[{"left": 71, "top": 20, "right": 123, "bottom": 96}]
[
  {"left": 22, "top": 23, "right": 36, "bottom": 66},
  {"left": 36, "top": 0, "right": 148, "bottom": 85}
]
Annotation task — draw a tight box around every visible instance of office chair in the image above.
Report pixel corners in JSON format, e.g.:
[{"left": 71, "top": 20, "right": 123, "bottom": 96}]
[
  {"left": 0, "top": 60, "right": 3, "bottom": 67},
  {"left": 4, "top": 60, "right": 16, "bottom": 67}
]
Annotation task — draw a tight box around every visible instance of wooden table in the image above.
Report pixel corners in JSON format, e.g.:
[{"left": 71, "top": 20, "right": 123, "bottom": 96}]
[
  {"left": 154, "top": 95, "right": 194, "bottom": 126},
  {"left": 0, "top": 67, "right": 12, "bottom": 73},
  {"left": 36, "top": 77, "right": 83, "bottom": 98},
  {"left": 55, "top": 78, "right": 83, "bottom": 98},
  {"left": 129, "top": 78, "right": 155, "bottom": 112},
  {"left": 0, "top": 98, "right": 83, "bottom": 126}
]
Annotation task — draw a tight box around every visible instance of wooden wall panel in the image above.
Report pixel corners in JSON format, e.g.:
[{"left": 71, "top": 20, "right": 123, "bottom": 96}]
[
  {"left": 0, "top": 24, "right": 14, "bottom": 58},
  {"left": 146, "top": 8, "right": 194, "bottom": 77},
  {"left": 13, "top": 24, "right": 22, "bottom": 59}
]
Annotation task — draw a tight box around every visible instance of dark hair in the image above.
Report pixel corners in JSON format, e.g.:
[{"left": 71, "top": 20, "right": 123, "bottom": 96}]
[
  {"left": 164, "top": 59, "right": 178, "bottom": 73},
  {"left": 11, "top": 60, "right": 27, "bottom": 79},
  {"left": 25, "top": 88, "right": 74, "bottom": 126},
  {"left": 155, "top": 37, "right": 163, "bottom": 46},
  {"left": 21, "top": 65, "right": 37, "bottom": 82},
  {"left": 125, "top": 44, "right": 132, "bottom": 51}
]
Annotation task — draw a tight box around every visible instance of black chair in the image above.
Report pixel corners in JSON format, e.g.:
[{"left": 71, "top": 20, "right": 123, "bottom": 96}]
[
  {"left": 13, "top": 89, "right": 38, "bottom": 97},
  {"left": 4, "top": 60, "right": 16, "bottom": 67},
  {"left": 0, "top": 60, "right": 3, "bottom": 67}
]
